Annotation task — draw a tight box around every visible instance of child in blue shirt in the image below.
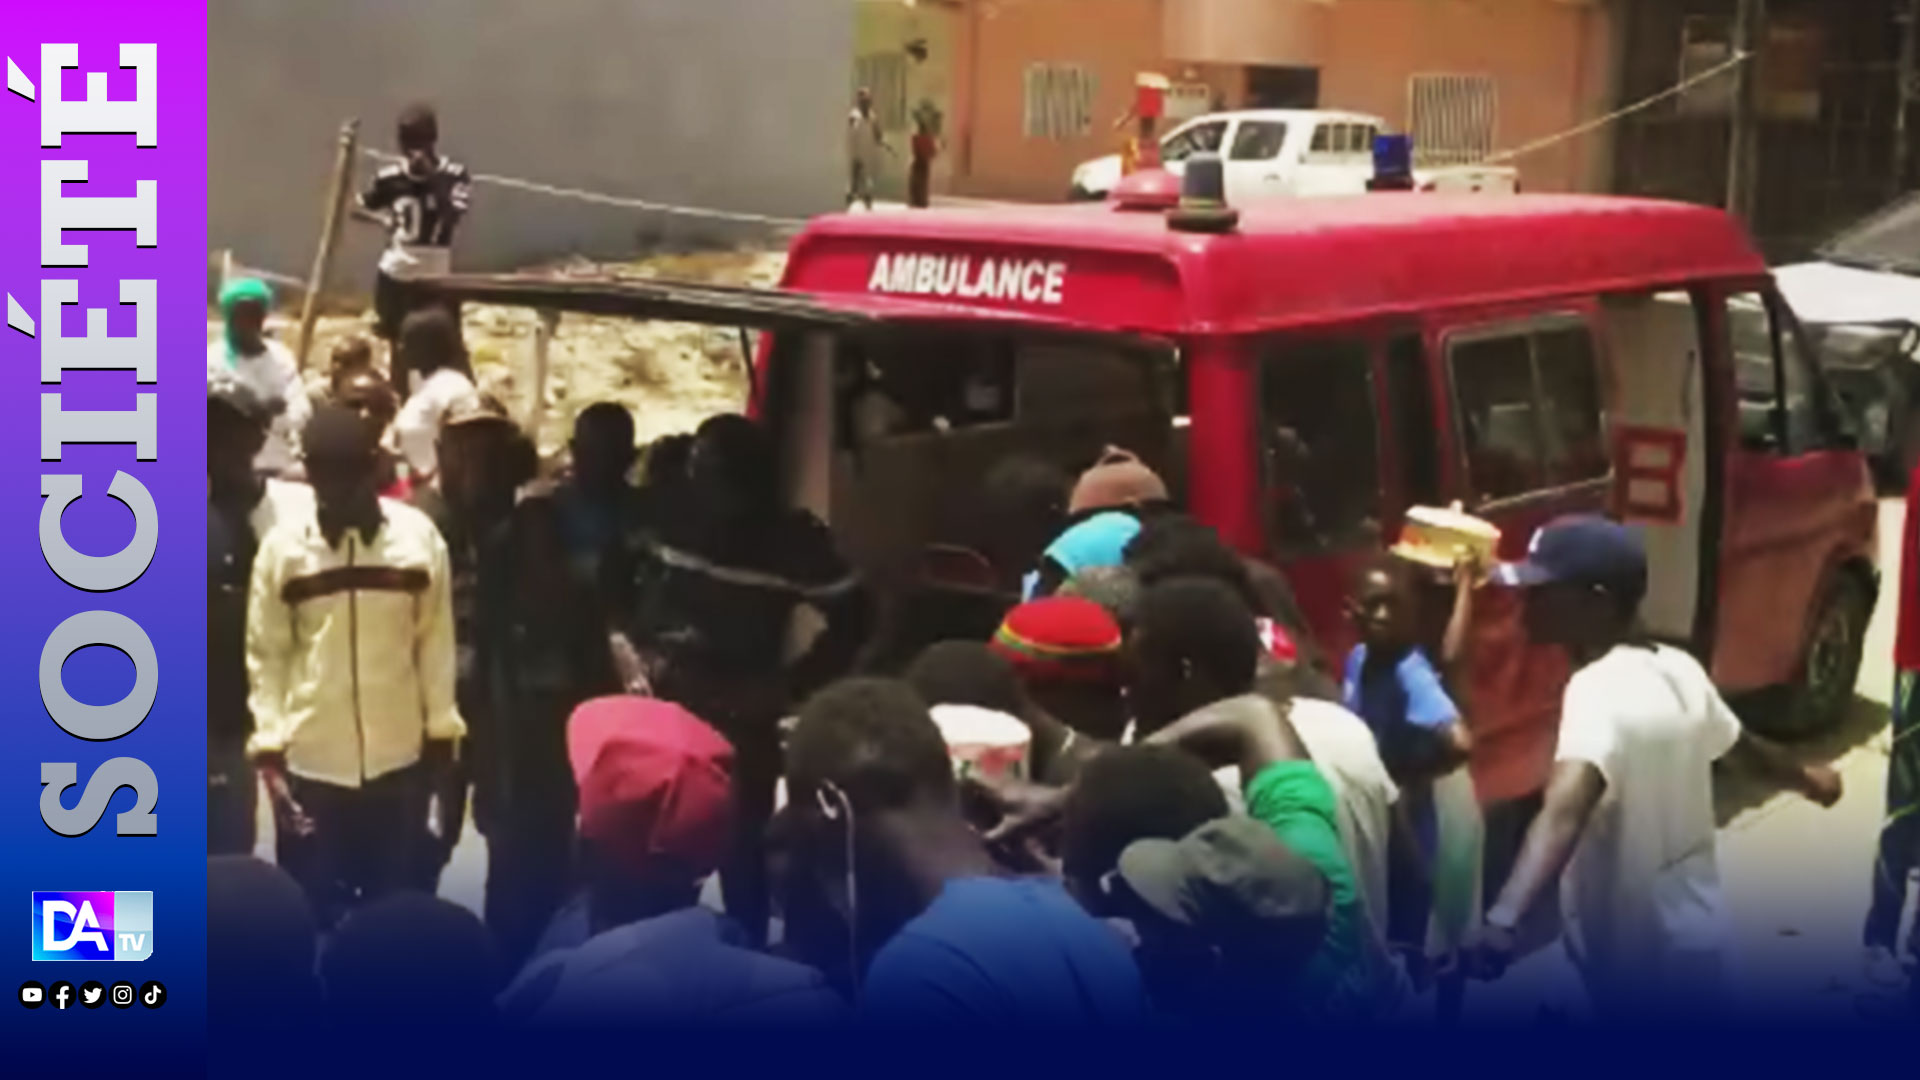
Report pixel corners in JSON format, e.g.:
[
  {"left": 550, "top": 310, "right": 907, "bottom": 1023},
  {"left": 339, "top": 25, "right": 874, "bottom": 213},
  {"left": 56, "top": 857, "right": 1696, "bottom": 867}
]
[{"left": 1343, "top": 553, "right": 1479, "bottom": 1019}]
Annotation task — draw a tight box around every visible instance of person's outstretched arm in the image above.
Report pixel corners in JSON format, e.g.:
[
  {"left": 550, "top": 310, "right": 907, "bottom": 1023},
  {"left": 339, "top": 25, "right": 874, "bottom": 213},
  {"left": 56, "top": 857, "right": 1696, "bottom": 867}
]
[
  {"left": 1721, "top": 729, "right": 1843, "bottom": 806},
  {"left": 1469, "top": 759, "right": 1605, "bottom": 977},
  {"left": 1139, "top": 698, "right": 1309, "bottom": 780}
]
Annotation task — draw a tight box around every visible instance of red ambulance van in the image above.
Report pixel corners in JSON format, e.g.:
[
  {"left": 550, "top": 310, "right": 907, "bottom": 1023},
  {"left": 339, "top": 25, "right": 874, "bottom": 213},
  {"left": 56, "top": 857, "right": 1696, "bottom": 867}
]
[{"left": 420, "top": 182, "right": 1877, "bottom": 810}]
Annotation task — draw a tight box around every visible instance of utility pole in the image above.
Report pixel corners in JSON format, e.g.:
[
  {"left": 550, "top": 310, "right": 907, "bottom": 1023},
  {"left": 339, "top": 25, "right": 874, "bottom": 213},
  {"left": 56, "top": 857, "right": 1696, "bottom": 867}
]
[
  {"left": 1895, "top": 0, "right": 1920, "bottom": 198},
  {"left": 1726, "top": 0, "right": 1765, "bottom": 224}
]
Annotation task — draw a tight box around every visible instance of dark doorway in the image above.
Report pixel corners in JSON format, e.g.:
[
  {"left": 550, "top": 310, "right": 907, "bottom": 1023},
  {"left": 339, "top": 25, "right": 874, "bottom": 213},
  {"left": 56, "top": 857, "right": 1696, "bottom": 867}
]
[{"left": 1246, "top": 66, "right": 1320, "bottom": 109}]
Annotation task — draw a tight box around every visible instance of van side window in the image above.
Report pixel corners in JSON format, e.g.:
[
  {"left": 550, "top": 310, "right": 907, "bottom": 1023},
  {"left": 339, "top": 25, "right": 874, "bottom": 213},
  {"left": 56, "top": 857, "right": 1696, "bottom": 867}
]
[
  {"left": 1535, "top": 327, "right": 1609, "bottom": 485},
  {"left": 1018, "top": 343, "right": 1158, "bottom": 421},
  {"left": 1775, "top": 305, "right": 1838, "bottom": 453},
  {"left": 1384, "top": 333, "right": 1442, "bottom": 508},
  {"left": 1451, "top": 335, "right": 1543, "bottom": 501},
  {"left": 1262, "top": 338, "right": 1382, "bottom": 553},
  {"left": 1724, "top": 291, "right": 1841, "bottom": 454},
  {"left": 1449, "top": 320, "right": 1609, "bottom": 505},
  {"left": 1310, "top": 125, "right": 1334, "bottom": 153},
  {"left": 843, "top": 339, "right": 1015, "bottom": 443}
]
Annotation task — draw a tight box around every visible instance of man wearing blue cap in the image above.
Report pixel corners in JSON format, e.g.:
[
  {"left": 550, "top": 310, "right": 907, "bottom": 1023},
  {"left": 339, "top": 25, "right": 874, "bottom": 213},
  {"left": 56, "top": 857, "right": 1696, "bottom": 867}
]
[{"left": 1467, "top": 515, "right": 1843, "bottom": 1020}]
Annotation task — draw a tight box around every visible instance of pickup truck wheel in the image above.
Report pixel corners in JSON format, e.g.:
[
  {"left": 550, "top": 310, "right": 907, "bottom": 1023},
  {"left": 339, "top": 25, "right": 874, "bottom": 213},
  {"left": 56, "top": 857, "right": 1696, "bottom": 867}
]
[{"left": 1774, "top": 572, "right": 1871, "bottom": 740}]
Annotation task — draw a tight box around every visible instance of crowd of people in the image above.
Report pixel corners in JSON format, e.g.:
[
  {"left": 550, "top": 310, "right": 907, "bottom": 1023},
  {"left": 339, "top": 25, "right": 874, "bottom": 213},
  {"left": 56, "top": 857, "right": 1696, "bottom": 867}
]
[{"left": 204, "top": 102, "right": 1905, "bottom": 1033}]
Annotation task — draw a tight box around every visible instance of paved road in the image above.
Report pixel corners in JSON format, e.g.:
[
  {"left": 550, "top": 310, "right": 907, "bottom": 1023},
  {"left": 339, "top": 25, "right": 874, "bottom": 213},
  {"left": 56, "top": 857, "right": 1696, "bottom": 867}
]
[
  {"left": 258, "top": 500, "right": 1912, "bottom": 1018},
  {"left": 1707, "top": 497, "right": 1903, "bottom": 1023}
]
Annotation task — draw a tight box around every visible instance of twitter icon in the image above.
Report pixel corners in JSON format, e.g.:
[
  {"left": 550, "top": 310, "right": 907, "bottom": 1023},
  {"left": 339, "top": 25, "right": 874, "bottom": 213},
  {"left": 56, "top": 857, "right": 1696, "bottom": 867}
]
[{"left": 79, "top": 981, "right": 104, "bottom": 1010}]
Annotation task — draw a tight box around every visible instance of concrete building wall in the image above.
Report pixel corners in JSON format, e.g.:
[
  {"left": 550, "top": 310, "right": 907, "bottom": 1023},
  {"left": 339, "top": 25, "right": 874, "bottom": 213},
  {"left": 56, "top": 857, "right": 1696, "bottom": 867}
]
[
  {"left": 855, "top": 0, "right": 960, "bottom": 202},
  {"left": 209, "top": 0, "right": 855, "bottom": 295}
]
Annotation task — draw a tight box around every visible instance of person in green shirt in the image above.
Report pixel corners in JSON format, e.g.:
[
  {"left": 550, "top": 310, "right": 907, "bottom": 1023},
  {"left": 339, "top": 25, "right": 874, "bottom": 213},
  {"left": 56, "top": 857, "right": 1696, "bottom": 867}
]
[
  {"left": 1126, "top": 577, "right": 1397, "bottom": 1022},
  {"left": 987, "top": 576, "right": 1403, "bottom": 1022}
]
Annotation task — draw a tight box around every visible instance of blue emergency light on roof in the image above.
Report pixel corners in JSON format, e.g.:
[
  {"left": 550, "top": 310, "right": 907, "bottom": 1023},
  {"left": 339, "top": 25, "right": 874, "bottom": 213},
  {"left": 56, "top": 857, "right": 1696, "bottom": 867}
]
[
  {"left": 1370, "top": 134, "right": 1416, "bottom": 192},
  {"left": 1167, "top": 152, "right": 1239, "bottom": 234}
]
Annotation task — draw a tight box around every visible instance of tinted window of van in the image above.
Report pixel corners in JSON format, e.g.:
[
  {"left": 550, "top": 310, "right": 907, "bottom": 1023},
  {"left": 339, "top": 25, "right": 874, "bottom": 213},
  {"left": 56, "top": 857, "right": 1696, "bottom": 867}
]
[
  {"left": 1535, "top": 327, "right": 1608, "bottom": 485},
  {"left": 1262, "top": 338, "right": 1381, "bottom": 553},
  {"left": 1725, "top": 291, "right": 1839, "bottom": 454},
  {"left": 1449, "top": 319, "right": 1609, "bottom": 505},
  {"left": 842, "top": 337, "right": 1015, "bottom": 443},
  {"left": 1451, "top": 334, "right": 1543, "bottom": 501},
  {"left": 1018, "top": 342, "right": 1160, "bottom": 420},
  {"left": 1384, "top": 333, "right": 1442, "bottom": 508}
]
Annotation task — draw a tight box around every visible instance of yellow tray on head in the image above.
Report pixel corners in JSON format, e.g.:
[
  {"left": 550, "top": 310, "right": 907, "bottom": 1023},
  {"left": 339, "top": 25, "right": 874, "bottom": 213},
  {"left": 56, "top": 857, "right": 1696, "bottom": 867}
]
[{"left": 1391, "top": 505, "right": 1502, "bottom": 576}]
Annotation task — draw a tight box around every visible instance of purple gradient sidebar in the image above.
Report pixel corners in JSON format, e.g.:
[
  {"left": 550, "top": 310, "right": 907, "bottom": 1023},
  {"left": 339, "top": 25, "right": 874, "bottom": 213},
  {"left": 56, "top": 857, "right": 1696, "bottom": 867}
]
[{"left": 0, "top": 5, "right": 206, "bottom": 1060}]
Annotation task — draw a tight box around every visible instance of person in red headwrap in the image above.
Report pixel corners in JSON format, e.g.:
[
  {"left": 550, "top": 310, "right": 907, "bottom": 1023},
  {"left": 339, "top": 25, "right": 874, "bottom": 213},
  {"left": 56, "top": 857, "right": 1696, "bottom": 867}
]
[{"left": 499, "top": 697, "right": 847, "bottom": 1026}]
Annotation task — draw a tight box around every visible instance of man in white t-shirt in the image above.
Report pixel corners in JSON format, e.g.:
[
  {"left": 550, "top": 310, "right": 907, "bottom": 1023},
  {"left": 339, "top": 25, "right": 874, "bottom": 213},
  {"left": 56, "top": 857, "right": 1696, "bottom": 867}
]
[{"left": 1468, "top": 515, "right": 1843, "bottom": 1020}]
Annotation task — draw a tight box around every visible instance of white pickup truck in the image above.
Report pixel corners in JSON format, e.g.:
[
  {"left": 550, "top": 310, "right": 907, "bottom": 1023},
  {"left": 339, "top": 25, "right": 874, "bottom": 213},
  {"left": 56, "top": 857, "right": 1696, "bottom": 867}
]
[{"left": 1069, "top": 108, "right": 1518, "bottom": 202}]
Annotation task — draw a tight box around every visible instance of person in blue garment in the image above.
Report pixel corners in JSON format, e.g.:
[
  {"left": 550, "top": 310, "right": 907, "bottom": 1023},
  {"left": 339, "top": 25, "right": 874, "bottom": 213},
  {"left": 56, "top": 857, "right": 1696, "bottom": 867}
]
[
  {"left": 552, "top": 403, "right": 644, "bottom": 592},
  {"left": 1342, "top": 554, "right": 1477, "bottom": 1012},
  {"left": 785, "top": 678, "right": 1150, "bottom": 1026}
]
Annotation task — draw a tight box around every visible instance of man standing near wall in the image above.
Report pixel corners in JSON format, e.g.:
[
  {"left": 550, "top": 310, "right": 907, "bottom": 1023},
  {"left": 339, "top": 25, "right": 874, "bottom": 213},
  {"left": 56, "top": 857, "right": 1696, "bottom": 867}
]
[
  {"left": 847, "top": 87, "right": 891, "bottom": 211},
  {"left": 353, "top": 103, "right": 473, "bottom": 367}
]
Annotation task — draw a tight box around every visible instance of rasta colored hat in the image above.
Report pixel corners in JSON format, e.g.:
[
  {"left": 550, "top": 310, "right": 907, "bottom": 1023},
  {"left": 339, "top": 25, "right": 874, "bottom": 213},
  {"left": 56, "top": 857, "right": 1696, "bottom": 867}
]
[
  {"left": 1070, "top": 447, "right": 1169, "bottom": 516},
  {"left": 989, "top": 596, "right": 1124, "bottom": 685}
]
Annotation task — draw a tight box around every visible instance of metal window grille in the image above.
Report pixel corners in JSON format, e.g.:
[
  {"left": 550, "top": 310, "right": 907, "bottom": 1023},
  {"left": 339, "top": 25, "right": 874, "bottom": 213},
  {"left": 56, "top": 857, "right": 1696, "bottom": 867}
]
[
  {"left": 1409, "top": 73, "right": 1497, "bottom": 165},
  {"left": 1023, "top": 63, "right": 1096, "bottom": 141},
  {"left": 855, "top": 53, "right": 911, "bottom": 132}
]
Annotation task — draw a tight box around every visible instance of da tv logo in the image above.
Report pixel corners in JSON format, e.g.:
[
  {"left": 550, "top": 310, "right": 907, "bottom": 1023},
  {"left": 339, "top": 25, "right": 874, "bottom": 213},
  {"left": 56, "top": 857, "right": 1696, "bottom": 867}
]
[{"left": 31, "top": 893, "right": 152, "bottom": 962}]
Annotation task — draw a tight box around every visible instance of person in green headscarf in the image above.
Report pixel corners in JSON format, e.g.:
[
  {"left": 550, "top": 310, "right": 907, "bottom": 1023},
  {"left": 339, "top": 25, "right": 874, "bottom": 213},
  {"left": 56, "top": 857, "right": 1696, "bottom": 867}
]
[
  {"left": 209, "top": 277, "right": 310, "bottom": 477},
  {"left": 219, "top": 278, "right": 272, "bottom": 361}
]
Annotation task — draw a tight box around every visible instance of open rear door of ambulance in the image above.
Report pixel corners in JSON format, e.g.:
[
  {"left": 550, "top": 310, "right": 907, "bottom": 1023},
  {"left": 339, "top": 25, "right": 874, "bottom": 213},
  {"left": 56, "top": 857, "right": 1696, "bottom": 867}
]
[
  {"left": 1600, "top": 292, "right": 1713, "bottom": 652},
  {"left": 411, "top": 271, "right": 1181, "bottom": 664}
]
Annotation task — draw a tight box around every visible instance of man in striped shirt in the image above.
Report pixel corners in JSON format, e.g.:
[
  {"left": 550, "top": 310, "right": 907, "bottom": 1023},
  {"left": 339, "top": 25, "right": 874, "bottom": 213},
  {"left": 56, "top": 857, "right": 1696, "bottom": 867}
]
[
  {"left": 614, "top": 414, "right": 872, "bottom": 945},
  {"left": 247, "top": 405, "right": 465, "bottom": 927}
]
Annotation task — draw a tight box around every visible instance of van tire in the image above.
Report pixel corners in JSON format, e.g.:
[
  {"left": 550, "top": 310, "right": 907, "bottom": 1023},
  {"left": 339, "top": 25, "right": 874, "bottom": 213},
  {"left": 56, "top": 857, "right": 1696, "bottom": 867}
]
[{"left": 1769, "top": 571, "right": 1872, "bottom": 740}]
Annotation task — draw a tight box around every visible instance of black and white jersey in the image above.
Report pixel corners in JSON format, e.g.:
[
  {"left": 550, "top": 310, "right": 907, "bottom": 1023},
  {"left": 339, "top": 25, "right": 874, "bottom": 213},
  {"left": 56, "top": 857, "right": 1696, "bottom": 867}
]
[{"left": 359, "top": 155, "right": 472, "bottom": 249}]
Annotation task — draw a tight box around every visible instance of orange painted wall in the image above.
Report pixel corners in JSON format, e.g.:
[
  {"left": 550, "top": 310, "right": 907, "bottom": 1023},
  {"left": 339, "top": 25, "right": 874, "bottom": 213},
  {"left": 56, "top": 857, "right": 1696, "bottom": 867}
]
[
  {"left": 1320, "top": 0, "right": 1614, "bottom": 194},
  {"left": 950, "top": 0, "right": 1616, "bottom": 199},
  {"left": 953, "top": 0, "right": 1166, "bottom": 200}
]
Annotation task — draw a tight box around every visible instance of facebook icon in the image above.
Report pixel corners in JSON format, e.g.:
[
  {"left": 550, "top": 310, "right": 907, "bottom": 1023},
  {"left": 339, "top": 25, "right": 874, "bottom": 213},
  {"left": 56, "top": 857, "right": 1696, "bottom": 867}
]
[{"left": 31, "top": 892, "right": 153, "bottom": 961}]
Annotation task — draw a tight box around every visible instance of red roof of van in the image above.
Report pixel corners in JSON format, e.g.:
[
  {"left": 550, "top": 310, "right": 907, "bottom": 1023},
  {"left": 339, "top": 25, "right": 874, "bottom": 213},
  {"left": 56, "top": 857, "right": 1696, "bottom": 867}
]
[{"left": 784, "top": 195, "right": 1769, "bottom": 337}]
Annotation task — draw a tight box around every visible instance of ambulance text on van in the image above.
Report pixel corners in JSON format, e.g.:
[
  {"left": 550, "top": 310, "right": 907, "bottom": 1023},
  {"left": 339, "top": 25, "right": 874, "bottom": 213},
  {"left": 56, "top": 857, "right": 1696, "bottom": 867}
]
[{"left": 867, "top": 253, "right": 1067, "bottom": 306}]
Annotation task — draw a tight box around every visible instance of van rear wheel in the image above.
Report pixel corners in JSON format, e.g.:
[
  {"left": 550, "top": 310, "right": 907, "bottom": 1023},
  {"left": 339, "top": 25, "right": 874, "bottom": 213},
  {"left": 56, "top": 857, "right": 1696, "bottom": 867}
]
[{"left": 1773, "top": 573, "right": 1871, "bottom": 740}]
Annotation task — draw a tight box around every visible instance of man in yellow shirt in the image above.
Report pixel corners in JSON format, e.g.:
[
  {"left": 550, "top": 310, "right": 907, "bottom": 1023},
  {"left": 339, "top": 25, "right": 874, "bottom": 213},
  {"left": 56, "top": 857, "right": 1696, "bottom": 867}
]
[{"left": 247, "top": 405, "right": 465, "bottom": 927}]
